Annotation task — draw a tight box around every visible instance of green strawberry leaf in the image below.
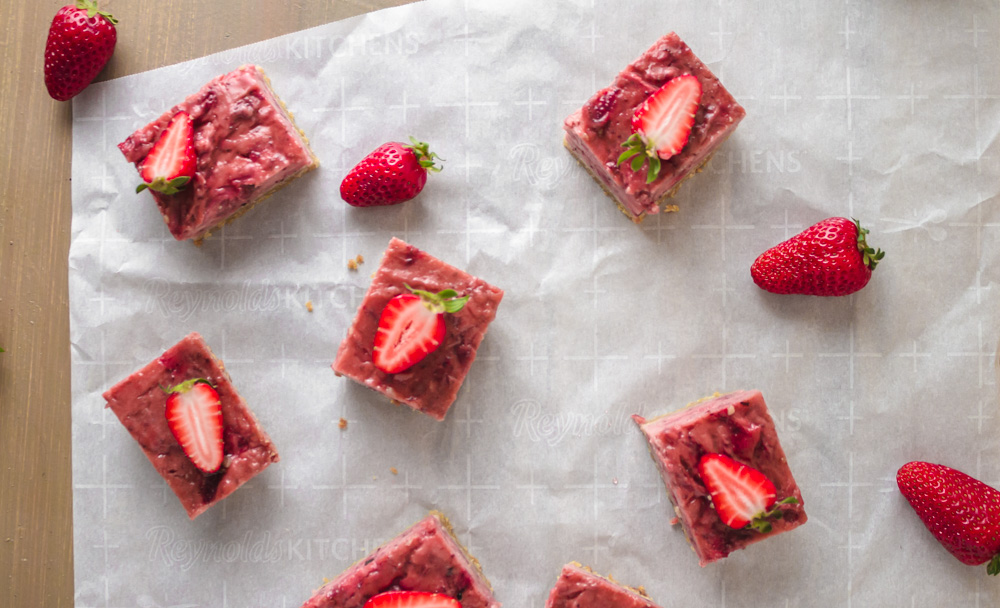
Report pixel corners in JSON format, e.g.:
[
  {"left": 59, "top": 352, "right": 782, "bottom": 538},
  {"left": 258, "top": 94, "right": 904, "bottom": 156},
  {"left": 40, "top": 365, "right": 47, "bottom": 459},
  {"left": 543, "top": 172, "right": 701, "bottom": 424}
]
[
  {"left": 647, "top": 155, "right": 662, "bottom": 184},
  {"left": 630, "top": 154, "right": 645, "bottom": 172}
]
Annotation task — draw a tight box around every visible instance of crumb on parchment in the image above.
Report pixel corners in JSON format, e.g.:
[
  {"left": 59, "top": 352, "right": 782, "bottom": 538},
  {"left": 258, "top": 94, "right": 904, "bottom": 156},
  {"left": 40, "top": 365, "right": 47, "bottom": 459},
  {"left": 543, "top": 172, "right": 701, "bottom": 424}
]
[
  {"left": 390, "top": 467, "right": 398, "bottom": 475},
  {"left": 347, "top": 259, "right": 358, "bottom": 271},
  {"left": 305, "top": 300, "right": 314, "bottom": 312},
  {"left": 338, "top": 417, "right": 347, "bottom": 430}
]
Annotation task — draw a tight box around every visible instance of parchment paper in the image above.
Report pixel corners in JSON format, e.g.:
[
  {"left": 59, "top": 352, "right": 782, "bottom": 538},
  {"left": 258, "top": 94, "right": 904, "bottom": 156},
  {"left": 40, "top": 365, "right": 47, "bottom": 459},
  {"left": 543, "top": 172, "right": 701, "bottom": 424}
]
[{"left": 70, "top": 0, "right": 1000, "bottom": 606}]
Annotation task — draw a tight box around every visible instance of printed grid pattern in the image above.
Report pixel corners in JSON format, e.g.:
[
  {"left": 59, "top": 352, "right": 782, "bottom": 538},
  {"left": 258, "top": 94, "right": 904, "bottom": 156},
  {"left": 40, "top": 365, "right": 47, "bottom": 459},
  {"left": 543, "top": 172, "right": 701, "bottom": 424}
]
[{"left": 68, "top": 0, "right": 1000, "bottom": 606}]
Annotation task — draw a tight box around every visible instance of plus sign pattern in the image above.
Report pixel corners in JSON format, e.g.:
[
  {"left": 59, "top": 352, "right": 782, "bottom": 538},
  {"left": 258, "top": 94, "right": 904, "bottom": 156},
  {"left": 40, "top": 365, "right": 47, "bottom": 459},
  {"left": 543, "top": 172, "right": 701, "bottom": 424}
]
[{"left": 69, "top": 0, "right": 1000, "bottom": 606}]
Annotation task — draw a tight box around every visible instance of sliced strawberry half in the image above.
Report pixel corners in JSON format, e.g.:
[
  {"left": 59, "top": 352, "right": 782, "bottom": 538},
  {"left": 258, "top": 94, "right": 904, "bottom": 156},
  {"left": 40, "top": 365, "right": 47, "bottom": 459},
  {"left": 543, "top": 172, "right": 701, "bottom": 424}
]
[
  {"left": 617, "top": 74, "right": 702, "bottom": 184},
  {"left": 163, "top": 378, "right": 224, "bottom": 473},
  {"left": 697, "top": 453, "right": 798, "bottom": 532},
  {"left": 137, "top": 111, "right": 196, "bottom": 195},
  {"left": 372, "top": 285, "right": 469, "bottom": 374},
  {"left": 363, "top": 591, "right": 460, "bottom": 608}
]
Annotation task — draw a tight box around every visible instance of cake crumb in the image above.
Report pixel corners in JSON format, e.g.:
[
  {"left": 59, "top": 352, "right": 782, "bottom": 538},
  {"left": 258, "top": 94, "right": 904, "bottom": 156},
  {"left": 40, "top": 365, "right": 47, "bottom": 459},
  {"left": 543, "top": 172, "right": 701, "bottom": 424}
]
[
  {"left": 612, "top": 477, "right": 618, "bottom": 485},
  {"left": 347, "top": 259, "right": 358, "bottom": 271},
  {"left": 338, "top": 417, "right": 348, "bottom": 430},
  {"left": 669, "top": 517, "right": 679, "bottom": 526},
  {"left": 305, "top": 300, "right": 314, "bottom": 312},
  {"left": 664, "top": 204, "right": 680, "bottom": 213},
  {"left": 356, "top": 254, "right": 364, "bottom": 265},
  {"left": 390, "top": 467, "right": 398, "bottom": 475},
  {"left": 726, "top": 405, "right": 736, "bottom": 415}
]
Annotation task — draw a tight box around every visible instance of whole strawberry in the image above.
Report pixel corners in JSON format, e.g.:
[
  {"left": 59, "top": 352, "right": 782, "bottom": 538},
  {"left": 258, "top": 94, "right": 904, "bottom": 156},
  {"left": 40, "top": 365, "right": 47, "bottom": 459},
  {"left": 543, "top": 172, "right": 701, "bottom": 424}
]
[
  {"left": 44, "top": 0, "right": 118, "bottom": 101},
  {"left": 340, "top": 138, "right": 442, "bottom": 207},
  {"left": 750, "top": 217, "right": 884, "bottom": 296},
  {"left": 897, "top": 461, "right": 1000, "bottom": 575}
]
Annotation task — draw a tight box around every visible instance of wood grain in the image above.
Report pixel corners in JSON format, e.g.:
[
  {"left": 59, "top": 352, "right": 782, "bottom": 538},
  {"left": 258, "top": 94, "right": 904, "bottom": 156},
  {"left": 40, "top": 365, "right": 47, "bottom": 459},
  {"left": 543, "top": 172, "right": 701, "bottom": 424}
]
[{"left": 0, "top": 1, "right": 413, "bottom": 605}]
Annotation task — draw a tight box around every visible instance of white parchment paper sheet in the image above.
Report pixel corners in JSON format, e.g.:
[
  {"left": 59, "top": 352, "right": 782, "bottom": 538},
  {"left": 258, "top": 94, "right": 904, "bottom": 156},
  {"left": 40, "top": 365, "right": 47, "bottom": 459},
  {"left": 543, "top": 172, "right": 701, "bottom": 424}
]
[{"left": 70, "top": 0, "right": 1000, "bottom": 606}]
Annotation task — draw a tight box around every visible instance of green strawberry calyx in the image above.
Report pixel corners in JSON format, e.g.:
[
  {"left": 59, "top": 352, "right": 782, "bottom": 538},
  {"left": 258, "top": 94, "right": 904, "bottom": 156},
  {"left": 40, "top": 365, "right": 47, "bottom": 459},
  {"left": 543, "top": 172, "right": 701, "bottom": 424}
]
[
  {"left": 77, "top": 0, "right": 118, "bottom": 25},
  {"left": 160, "top": 377, "right": 213, "bottom": 395},
  {"left": 404, "top": 137, "right": 443, "bottom": 173},
  {"left": 988, "top": 553, "right": 1000, "bottom": 576},
  {"left": 617, "top": 133, "right": 662, "bottom": 184},
  {"left": 747, "top": 496, "right": 800, "bottom": 534},
  {"left": 405, "top": 283, "right": 468, "bottom": 314},
  {"left": 854, "top": 218, "right": 885, "bottom": 271},
  {"left": 136, "top": 176, "right": 191, "bottom": 196}
]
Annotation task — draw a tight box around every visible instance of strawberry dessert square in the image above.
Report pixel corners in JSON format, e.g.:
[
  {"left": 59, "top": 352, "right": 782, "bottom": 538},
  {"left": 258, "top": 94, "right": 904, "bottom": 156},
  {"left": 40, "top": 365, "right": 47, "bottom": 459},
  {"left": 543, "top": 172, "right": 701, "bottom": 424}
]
[
  {"left": 563, "top": 32, "right": 745, "bottom": 222},
  {"left": 102, "top": 332, "right": 278, "bottom": 519},
  {"left": 633, "top": 390, "right": 806, "bottom": 566},
  {"left": 545, "top": 563, "right": 663, "bottom": 608},
  {"left": 118, "top": 64, "right": 318, "bottom": 243},
  {"left": 299, "top": 512, "right": 500, "bottom": 608},
  {"left": 332, "top": 237, "right": 504, "bottom": 421}
]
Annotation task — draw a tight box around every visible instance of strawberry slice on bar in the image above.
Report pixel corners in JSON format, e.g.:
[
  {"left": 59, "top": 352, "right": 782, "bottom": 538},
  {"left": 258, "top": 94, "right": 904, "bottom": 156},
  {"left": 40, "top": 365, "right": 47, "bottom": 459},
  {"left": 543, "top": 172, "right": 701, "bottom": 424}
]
[
  {"left": 618, "top": 74, "right": 702, "bottom": 183},
  {"left": 163, "top": 378, "right": 224, "bottom": 473},
  {"left": 363, "top": 591, "right": 461, "bottom": 608},
  {"left": 136, "top": 111, "right": 196, "bottom": 196},
  {"left": 373, "top": 285, "right": 469, "bottom": 374},
  {"left": 698, "top": 452, "right": 798, "bottom": 533}
]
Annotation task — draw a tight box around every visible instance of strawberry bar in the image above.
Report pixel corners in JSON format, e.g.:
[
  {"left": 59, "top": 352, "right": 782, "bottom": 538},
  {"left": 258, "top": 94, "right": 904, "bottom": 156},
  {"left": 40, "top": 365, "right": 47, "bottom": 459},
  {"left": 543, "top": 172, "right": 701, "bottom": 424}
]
[
  {"left": 563, "top": 32, "right": 745, "bottom": 222},
  {"left": 633, "top": 390, "right": 806, "bottom": 565},
  {"left": 545, "top": 563, "right": 663, "bottom": 608},
  {"left": 300, "top": 512, "right": 500, "bottom": 608},
  {"left": 332, "top": 238, "right": 503, "bottom": 421},
  {"left": 102, "top": 332, "right": 278, "bottom": 519},
  {"left": 118, "top": 65, "right": 318, "bottom": 243}
]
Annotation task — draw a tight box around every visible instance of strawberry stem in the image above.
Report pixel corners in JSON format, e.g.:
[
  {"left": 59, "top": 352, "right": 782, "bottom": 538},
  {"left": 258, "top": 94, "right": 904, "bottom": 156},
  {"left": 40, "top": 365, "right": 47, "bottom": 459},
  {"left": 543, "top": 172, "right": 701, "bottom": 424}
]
[
  {"left": 988, "top": 553, "right": 1000, "bottom": 576},
  {"left": 406, "top": 137, "right": 443, "bottom": 173},
  {"left": 853, "top": 218, "right": 885, "bottom": 270},
  {"left": 404, "top": 283, "right": 469, "bottom": 314}
]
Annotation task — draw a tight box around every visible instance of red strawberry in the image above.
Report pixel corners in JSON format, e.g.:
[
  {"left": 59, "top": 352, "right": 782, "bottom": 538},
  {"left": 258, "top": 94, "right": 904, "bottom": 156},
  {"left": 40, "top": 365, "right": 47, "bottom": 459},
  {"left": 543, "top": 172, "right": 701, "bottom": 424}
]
[
  {"left": 617, "top": 74, "right": 702, "bottom": 183},
  {"left": 136, "top": 112, "right": 196, "bottom": 196},
  {"left": 44, "top": 0, "right": 118, "bottom": 101},
  {"left": 697, "top": 453, "right": 798, "bottom": 532},
  {"left": 363, "top": 591, "right": 460, "bottom": 608},
  {"left": 897, "top": 461, "right": 1000, "bottom": 575},
  {"left": 373, "top": 285, "right": 469, "bottom": 374},
  {"left": 750, "top": 217, "right": 884, "bottom": 296},
  {"left": 163, "top": 378, "right": 224, "bottom": 474},
  {"left": 341, "top": 138, "right": 442, "bottom": 207}
]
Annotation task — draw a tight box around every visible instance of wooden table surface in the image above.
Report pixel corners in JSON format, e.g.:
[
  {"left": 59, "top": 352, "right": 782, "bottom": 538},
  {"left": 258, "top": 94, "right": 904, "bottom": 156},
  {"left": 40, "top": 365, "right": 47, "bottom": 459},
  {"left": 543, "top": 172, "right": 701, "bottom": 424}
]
[{"left": 0, "top": 2, "right": 412, "bottom": 605}]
